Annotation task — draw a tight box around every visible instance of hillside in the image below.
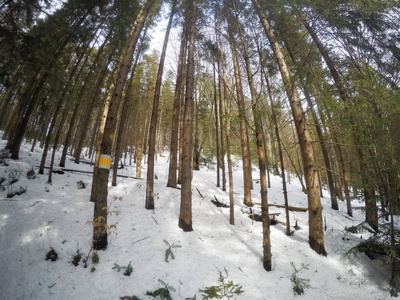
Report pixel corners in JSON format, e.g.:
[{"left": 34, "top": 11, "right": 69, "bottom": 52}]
[{"left": 0, "top": 140, "right": 391, "bottom": 300}]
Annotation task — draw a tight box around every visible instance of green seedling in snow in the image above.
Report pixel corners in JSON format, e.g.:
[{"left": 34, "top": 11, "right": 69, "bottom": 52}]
[
  {"left": 164, "top": 239, "right": 181, "bottom": 262},
  {"left": 200, "top": 268, "right": 243, "bottom": 299},
  {"left": 113, "top": 262, "right": 133, "bottom": 276},
  {"left": 146, "top": 279, "right": 176, "bottom": 300}
]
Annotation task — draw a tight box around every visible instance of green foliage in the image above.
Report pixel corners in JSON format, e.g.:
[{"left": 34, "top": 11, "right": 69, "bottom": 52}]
[
  {"left": 72, "top": 253, "right": 82, "bottom": 266},
  {"left": 124, "top": 262, "right": 133, "bottom": 276},
  {"left": 290, "top": 262, "right": 311, "bottom": 295},
  {"left": 91, "top": 267, "right": 96, "bottom": 273},
  {"left": 199, "top": 268, "right": 243, "bottom": 299},
  {"left": 45, "top": 247, "right": 58, "bottom": 262},
  {"left": 164, "top": 240, "right": 182, "bottom": 262},
  {"left": 146, "top": 279, "right": 176, "bottom": 300},
  {"left": 113, "top": 263, "right": 123, "bottom": 272},
  {"left": 113, "top": 262, "right": 133, "bottom": 276},
  {"left": 92, "top": 252, "right": 99, "bottom": 264}
]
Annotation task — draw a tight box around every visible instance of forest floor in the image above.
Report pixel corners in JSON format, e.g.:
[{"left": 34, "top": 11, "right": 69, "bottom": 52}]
[{"left": 0, "top": 139, "right": 394, "bottom": 299}]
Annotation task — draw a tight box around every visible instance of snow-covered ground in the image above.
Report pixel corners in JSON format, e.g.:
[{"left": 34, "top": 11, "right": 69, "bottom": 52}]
[{"left": 0, "top": 139, "right": 391, "bottom": 299}]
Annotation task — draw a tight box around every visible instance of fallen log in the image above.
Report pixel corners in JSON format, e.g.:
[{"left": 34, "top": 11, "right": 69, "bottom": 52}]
[
  {"left": 37, "top": 166, "right": 143, "bottom": 179},
  {"left": 252, "top": 202, "right": 308, "bottom": 212}
]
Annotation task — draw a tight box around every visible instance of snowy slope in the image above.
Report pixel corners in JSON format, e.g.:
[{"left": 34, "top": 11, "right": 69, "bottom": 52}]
[{"left": 0, "top": 140, "right": 391, "bottom": 299}]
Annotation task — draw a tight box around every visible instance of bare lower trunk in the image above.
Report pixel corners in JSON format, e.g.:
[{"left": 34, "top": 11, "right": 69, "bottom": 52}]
[
  {"left": 227, "top": 23, "right": 252, "bottom": 207},
  {"left": 179, "top": 0, "right": 196, "bottom": 232},
  {"left": 146, "top": 0, "right": 176, "bottom": 209}
]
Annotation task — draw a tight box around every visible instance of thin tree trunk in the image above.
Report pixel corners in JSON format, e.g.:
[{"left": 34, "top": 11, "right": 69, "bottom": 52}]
[
  {"left": 38, "top": 100, "right": 62, "bottom": 174},
  {"left": 179, "top": 0, "right": 197, "bottom": 232},
  {"left": 213, "top": 60, "right": 220, "bottom": 188},
  {"left": 74, "top": 30, "right": 115, "bottom": 164},
  {"left": 167, "top": 28, "right": 187, "bottom": 188},
  {"left": 224, "top": 89, "right": 234, "bottom": 226},
  {"left": 232, "top": 3, "right": 271, "bottom": 269},
  {"left": 112, "top": 28, "right": 149, "bottom": 186},
  {"left": 227, "top": 21, "right": 252, "bottom": 207},
  {"left": 47, "top": 102, "right": 70, "bottom": 184},
  {"left": 146, "top": 0, "right": 177, "bottom": 209},
  {"left": 216, "top": 3, "right": 226, "bottom": 191}
]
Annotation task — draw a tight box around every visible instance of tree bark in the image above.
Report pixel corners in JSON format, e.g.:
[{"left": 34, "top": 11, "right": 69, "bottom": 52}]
[
  {"left": 179, "top": 0, "right": 197, "bottom": 232},
  {"left": 167, "top": 28, "right": 187, "bottom": 188},
  {"left": 146, "top": 0, "right": 177, "bottom": 209},
  {"left": 227, "top": 20, "right": 252, "bottom": 207},
  {"left": 252, "top": 0, "right": 326, "bottom": 255},
  {"left": 303, "top": 20, "right": 376, "bottom": 229},
  {"left": 91, "top": 0, "right": 156, "bottom": 250},
  {"left": 232, "top": 3, "right": 271, "bottom": 269}
]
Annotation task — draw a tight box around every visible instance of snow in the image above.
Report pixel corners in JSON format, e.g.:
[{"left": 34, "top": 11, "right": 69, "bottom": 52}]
[{"left": 0, "top": 139, "right": 392, "bottom": 300}]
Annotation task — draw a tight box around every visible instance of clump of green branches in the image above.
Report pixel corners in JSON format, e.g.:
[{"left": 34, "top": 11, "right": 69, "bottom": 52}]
[
  {"left": 199, "top": 268, "right": 243, "bottom": 299},
  {"left": 290, "top": 262, "right": 311, "bottom": 295}
]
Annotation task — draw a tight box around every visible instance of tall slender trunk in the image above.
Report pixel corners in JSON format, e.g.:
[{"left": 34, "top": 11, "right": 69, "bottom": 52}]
[
  {"left": 74, "top": 29, "right": 116, "bottom": 164},
  {"left": 91, "top": 0, "right": 156, "bottom": 250},
  {"left": 167, "top": 28, "right": 187, "bottom": 188},
  {"left": 252, "top": 0, "right": 326, "bottom": 255},
  {"left": 112, "top": 27, "right": 149, "bottom": 186},
  {"left": 213, "top": 60, "right": 220, "bottom": 188},
  {"left": 261, "top": 58, "right": 291, "bottom": 236},
  {"left": 285, "top": 42, "right": 339, "bottom": 210},
  {"left": 38, "top": 100, "right": 63, "bottom": 174},
  {"left": 227, "top": 21, "right": 252, "bottom": 207},
  {"left": 232, "top": 3, "right": 271, "bottom": 269},
  {"left": 303, "top": 21, "right": 376, "bottom": 230},
  {"left": 179, "top": 0, "right": 197, "bottom": 232},
  {"left": 47, "top": 101, "right": 70, "bottom": 184},
  {"left": 224, "top": 88, "right": 234, "bottom": 226},
  {"left": 216, "top": 3, "right": 226, "bottom": 191},
  {"left": 59, "top": 45, "right": 96, "bottom": 167},
  {"left": 146, "top": 0, "right": 177, "bottom": 209}
]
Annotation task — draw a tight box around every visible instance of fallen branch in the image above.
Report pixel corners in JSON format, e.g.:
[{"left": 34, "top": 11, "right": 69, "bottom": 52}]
[
  {"left": 211, "top": 195, "right": 229, "bottom": 208},
  {"left": 132, "top": 236, "right": 150, "bottom": 245},
  {"left": 196, "top": 188, "right": 205, "bottom": 198}
]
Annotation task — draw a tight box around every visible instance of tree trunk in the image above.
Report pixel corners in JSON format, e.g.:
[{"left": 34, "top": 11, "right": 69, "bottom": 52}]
[
  {"left": 179, "top": 0, "right": 197, "bottom": 232},
  {"left": 167, "top": 27, "right": 187, "bottom": 188},
  {"left": 213, "top": 60, "right": 220, "bottom": 188},
  {"left": 225, "top": 90, "right": 235, "bottom": 226},
  {"left": 233, "top": 4, "right": 271, "bottom": 269},
  {"left": 91, "top": 0, "right": 156, "bottom": 250},
  {"left": 285, "top": 42, "right": 339, "bottom": 210},
  {"left": 74, "top": 30, "right": 115, "bottom": 164},
  {"left": 216, "top": 3, "right": 226, "bottom": 191},
  {"left": 253, "top": 0, "right": 326, "bottom": 255},
  {"left": 227, "top": 21, "right": 252, "bottom": 207},
  {"left": 303, "top": 21, "right": 377, "bottom": 230},
  {"left": 146, "top": 0, "right": 176, "bottom": 209},
  {"left": 38, "top": 99, "right": 63, "bottom": 174},
  {"left": 112, "top": 28, "right": 149, "bottom": 186}
]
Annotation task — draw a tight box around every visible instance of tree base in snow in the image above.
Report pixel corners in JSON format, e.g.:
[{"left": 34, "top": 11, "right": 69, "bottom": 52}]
[{"left": 93, "top": 234, "right": 108, "bottom": 250}]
